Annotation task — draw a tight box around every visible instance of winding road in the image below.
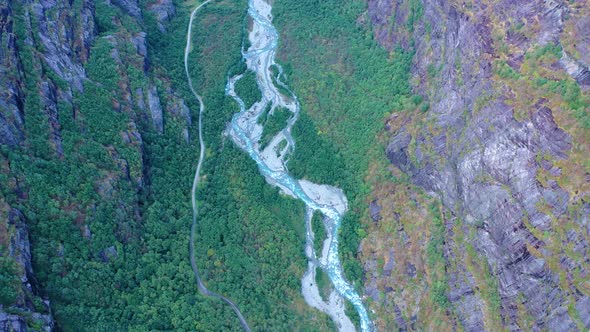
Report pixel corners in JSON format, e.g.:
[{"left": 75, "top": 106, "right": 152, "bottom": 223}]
[
  {"left": 184, "top": 2, "right": 252, "bottom": 331},
  {"left": 184, "top": 0, "right": 375, "bottom": 330}
]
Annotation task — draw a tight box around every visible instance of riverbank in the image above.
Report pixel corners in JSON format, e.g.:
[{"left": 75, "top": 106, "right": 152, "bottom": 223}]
[{"left": 225, "top": 0, "right": 374, "bottom": 330}]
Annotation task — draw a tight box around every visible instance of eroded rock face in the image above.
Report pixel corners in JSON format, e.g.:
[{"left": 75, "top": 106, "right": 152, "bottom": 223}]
[
  {"left": 39, "top": 80, "right": 64, "bottom": 158},
  {"left": 147, "top": 0, "right": 176, "bottom": 32},
  {"left": 560, "top": 51, "right": 590, "bottom": 86},
  {"left": 560, "top": 2, "right": 590, "bottom": 86},
  {"left": 30, "top": 0, "right": 95, "bottom": 92},
  {"left": 1, "top": 207, "right": 54, "bottom": 331},
  {"left": 0, "top": 313, "right": 28, "bottom": 332},
  {"left": 0, "top": 0, "right": 25, "bottom": 146},
  {"left": 5, "top": 0, "right": 98, "bottom": 158},
  {"left": 147, "top": 85, "right": 164, "bottom": 133},
  {"left": 369, "top": 0, "right": 590, "bottom": 330},
  {"left": 110, "top": 0, "right": 142, "bottom": 19}
]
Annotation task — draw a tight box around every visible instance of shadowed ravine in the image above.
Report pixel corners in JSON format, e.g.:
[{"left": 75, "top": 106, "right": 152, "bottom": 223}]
[
  {"left": 225, "top": 0, "right": 375, "bottom": 331},
  {"left": 185, "top": 1, "right": 252, "bottom": 331}
]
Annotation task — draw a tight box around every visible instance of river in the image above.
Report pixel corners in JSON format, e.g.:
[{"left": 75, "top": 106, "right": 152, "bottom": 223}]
[{"left": 225, "top": 0, "right": 374, "bottom": 331}]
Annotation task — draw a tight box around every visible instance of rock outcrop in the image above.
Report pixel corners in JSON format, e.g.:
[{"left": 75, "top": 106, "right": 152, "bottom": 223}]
[
  {"left": 147, "top": 0, "right": 176, "bottom": 32},
  {"left": 0, "top": 0, "right": 25, "bottom": 146},
  {"left": 560, "top": 51, "right": 590, "bottom": 86},
  {"left": 0, "top": 206, "right": 54, "bottom": 331},
  {"left": 110, "top": 0, "right": 142, "bottom": 20},
  {"left": 147, "top": 85, "right": 164, "bottom": 133},
  {"left": 30, "top": 0, "right": 95, "bottom": 92},
  {"left": 559, "top": 2, "right": 590, "bottom": 86}
]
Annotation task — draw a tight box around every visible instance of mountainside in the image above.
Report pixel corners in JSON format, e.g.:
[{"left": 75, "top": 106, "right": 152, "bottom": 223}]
[
  {"left": 0, "top": 0, "right": 192, "bottom": 329},
  {"left": 362, "top": 0, "right": 590, "bottom": 330},
  {"left": 0, "top": 0, "right": 588, "bottom": 331},
  {"left": 0, "top": 0, "right": 337, "bottom": 330}
]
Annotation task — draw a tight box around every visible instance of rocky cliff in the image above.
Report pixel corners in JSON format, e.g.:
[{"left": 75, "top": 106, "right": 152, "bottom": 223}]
[
  {"left": 363, "top": 0, "right": 590, "bottom": 330},
  {"left": 0, "top": 0, "right": 191, "bottom": 329},
  {"left": 0, "top": 0, "right": 25, "bottom": 147}
]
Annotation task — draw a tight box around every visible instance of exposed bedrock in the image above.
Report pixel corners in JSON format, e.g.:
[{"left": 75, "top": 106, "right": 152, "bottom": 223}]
[
  {"left": 0, "top": 0, "right": 25, "bottom": 146},
  {"left": 369, "top": 0, "right": 590, "bottom": 330},
  {"left": 0, "top": 206, "right": 54, "bottom": 331},
  {"left": 147, "top": 0, "right": 176, "bottom": 32}
]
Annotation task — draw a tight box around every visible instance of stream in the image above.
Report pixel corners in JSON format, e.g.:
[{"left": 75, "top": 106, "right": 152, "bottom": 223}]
[{"left": 225, "top": 0, "right": 374, "bottom": 331}]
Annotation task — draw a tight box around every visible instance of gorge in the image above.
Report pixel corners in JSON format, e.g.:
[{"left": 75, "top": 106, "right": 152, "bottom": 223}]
[{"left": 0, "top": 0, "right": 588, "bottom": 331}]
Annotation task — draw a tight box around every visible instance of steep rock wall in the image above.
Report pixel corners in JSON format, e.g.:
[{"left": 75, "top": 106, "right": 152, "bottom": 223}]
[{"left": 366, "top": 0, "right": 590, "bottom": 330}]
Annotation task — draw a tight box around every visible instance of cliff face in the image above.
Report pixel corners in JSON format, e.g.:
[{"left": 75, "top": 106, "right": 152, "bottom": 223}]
[
  {"left": 0, "top": 0, "right": 190, "bottom": 329},
  {"left": 0, "top": 0, "right": 25, "bottom": 146},
  {"left": 1, "top": 1, "right": 54, "bottom": 329},
  {"left": 364, "top": 0, "right": 590, "bottom": 330}
]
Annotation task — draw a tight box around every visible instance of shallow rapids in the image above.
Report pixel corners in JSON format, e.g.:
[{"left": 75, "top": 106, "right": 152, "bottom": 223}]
[{"left": 225, "top": 0, "right": 374, "bottom": 331}]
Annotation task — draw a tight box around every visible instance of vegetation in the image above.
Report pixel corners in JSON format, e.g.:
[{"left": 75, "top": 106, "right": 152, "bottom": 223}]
[
  {"left": 0, "top": 255, "right": 20, "bottom": 306},
  {"left": 234, "top": 70, "right": 261, "bottom": 110},
  {"left": 1, "top": 0, "right": 334, "bottom": 330},
  {"left": 288, "top": 112, "right": 347, "bottom": 185},
  {"left": 315, "top": 268, "right": 333, "bottom": 301},
  {"left": 426, "top": 203, "right": 449, "bottom": 308},
  {"left": 311, "top": 211, "right": 326, "bottom": 254},
  {"left": 259, "top": 106, "right": 291, "bottom": 149},
  {"left": 273, "top": 0, "right": 413, "bottom": 292},
  {"left": 269, "top": 64, "right": 293, "bottom": 98}
]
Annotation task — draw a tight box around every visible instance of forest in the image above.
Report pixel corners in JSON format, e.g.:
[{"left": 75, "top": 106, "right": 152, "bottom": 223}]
[
  {"left": 0, "top": 0, "right": 413, "bottom": 330},
  {"left": 273, "top": 0, "right": 414, "bottom": 291}
]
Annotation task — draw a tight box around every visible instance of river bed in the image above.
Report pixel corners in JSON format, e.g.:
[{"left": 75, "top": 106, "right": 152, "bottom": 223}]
[{"left": 225, "top": 0, "right": 374, "bottom": 331}]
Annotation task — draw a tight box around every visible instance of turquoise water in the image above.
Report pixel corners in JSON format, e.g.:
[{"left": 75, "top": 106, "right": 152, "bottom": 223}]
[{"left": 225, "top": 1, "right": 374, "bottom": 331}]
